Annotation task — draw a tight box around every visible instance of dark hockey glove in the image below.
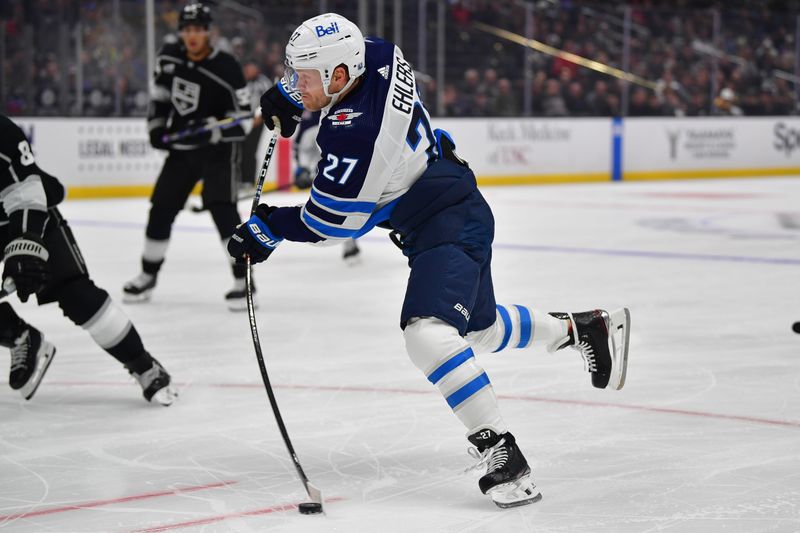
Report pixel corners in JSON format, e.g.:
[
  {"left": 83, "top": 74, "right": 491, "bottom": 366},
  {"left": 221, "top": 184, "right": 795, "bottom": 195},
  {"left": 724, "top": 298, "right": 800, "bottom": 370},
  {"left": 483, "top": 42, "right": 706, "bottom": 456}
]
[
  {"left": 259, "top": 81, "right": 303, "bottom": 138},
  {"left": 294, "top": 167, "right": 313, "bottom": 190},
  {"left": 149, "top": 126, "right": 169, "bottom": 150},
  {"left": 2, "top": 234, "right": 50, "bottom": 303},
  {"left": 227, "top": 204, "right": 283, "bottom": 264}
]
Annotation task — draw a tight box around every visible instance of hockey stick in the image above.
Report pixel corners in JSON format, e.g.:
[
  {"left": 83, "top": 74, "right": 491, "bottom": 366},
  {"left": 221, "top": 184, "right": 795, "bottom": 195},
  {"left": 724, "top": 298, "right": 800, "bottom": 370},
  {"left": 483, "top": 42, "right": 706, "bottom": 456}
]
[
  {"left": 245, "top": 121, "right": 324, "bottom": 511},
  {"left": 161, "top": 115, "right": 254, "bottom": 144}
]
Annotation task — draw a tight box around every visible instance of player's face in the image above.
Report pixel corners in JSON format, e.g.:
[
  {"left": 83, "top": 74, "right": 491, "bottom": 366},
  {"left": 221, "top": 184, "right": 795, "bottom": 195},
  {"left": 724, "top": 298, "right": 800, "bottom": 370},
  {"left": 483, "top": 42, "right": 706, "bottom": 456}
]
[
  {"left": 295, "top": 69, "right": 330, "bottom": 111},
  {"left": 180, "top": 25, "right": 210, "bottom": 58}
]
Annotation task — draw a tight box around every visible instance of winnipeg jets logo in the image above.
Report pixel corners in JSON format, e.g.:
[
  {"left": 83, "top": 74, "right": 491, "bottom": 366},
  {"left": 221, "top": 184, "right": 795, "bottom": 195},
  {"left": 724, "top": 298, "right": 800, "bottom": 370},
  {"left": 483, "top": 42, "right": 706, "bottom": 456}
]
[
  {"left": 327, "top": 108, "right": 363, "bottom": 127},
  {"left": 171, "top": 77, "right": 200, "bottom": 115},
  {"left": 377, "top": 65, "right": 390, "bottom": 79}
]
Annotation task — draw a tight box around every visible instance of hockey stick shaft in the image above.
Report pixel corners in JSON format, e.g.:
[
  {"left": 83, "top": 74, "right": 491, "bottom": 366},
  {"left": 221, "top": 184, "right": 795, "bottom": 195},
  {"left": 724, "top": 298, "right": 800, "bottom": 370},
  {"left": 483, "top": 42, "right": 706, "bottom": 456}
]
[
  {"left": 245, "top": 123, "right": 322, "bottom": 504},
  {"left": 162, "top": 115, "right": 255, "bottom": 143}
]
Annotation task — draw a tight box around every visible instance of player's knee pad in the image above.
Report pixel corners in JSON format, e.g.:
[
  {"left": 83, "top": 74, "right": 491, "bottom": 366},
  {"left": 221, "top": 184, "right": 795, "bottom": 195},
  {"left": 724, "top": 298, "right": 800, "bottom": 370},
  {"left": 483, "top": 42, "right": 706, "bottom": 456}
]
[
  {"left": 404, "top": 317, "right": 468, "bottom": 373},
  {"left": 404, "top": 317, "right": 506, "bottom": 433}
]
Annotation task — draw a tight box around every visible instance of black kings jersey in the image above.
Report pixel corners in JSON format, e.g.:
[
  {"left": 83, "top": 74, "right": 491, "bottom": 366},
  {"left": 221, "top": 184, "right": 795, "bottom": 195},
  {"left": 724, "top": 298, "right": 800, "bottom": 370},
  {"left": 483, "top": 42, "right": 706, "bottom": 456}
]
[
  {"left": 0, "top": 115, "right": 65, "bottom": 236},
  {"left": 148, "top": 42, "right": 252, "bottom": 150}
]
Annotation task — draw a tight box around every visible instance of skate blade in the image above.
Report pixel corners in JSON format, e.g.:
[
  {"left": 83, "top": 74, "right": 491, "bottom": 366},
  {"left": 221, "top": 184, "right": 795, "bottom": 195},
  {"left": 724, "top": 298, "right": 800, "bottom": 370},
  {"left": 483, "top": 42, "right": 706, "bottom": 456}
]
[
  {"left": 122, "top": 291, "right": 153, "bottom": 304},
  {"left": 488, "top": 475, "right": 542, "bottom": 509},
  {"left": 227, "top": 299, "right": 256, "bottom": 312},
  {"left": 607, "top": 307, "right": 631, "bottom": 390},
  {"left": 20, "top": 343, "right": 57, "bottom": 401},
  {"left": 343, "top": 254, "right": 362, "bottom": 266},
  {"left": 151, "top": 385, "right": 179, "bottom": 406}
]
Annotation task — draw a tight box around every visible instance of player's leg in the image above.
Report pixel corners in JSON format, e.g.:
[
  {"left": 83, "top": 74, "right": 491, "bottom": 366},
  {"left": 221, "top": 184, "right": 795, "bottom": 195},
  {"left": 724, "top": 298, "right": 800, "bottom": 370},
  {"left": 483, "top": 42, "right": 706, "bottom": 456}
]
[
  {"left": 466, "top": 303, "right": 630, "bottom": 390},
  {"left": 401, "top": 243, "right": 540, "bottom": 508},
  {"left": 0, "top": 302, "right": 56, "bottom": 400},
  {"left": 200, "top": 144, "right": 250, "bottom": 310},
  {"left": 342, "top": 238, "right": 361, "bottom": 264},
  {"left": 464, "top": 249, "right": 629, "bottom": 390},
  {"left": 124, "top": 153, "right": 196, "bottom": 302},
  {"left": 41, "top": 208, "right": 177, "bottom": 405}
]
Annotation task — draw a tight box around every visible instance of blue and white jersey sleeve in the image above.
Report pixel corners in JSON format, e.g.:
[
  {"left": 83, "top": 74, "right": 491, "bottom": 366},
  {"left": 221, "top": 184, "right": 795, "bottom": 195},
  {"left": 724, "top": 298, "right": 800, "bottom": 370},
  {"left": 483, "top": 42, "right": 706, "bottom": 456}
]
[{"left": 268, "top": 39, "right": 435, "bottom": 244}]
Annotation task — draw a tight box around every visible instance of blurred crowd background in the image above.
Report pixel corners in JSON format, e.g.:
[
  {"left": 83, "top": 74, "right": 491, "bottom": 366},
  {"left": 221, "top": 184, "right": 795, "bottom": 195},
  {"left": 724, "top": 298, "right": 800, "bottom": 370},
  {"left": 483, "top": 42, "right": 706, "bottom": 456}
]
[{"left": 2, "top": 0, "right": 799, "bottom": 118}]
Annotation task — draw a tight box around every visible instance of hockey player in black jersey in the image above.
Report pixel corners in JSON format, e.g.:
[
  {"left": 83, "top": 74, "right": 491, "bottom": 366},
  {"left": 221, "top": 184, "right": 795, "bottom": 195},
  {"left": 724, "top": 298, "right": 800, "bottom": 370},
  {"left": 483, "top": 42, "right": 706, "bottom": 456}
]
[
  {"left": 229, "top": 13, "right": 630, "bottom": 508},
  {"left": 123, "top": 2, "right": 254, "bottom": 310},
  {"left": 0, "top": 115, "right": 177, "bottom": 405}
]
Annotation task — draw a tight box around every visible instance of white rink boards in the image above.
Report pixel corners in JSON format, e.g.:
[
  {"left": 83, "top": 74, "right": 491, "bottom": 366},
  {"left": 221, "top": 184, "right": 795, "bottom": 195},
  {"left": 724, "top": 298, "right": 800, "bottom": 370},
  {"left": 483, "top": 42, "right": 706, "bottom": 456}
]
[{"left": 1, "top": 177, "right": 799, "bottom": 532}]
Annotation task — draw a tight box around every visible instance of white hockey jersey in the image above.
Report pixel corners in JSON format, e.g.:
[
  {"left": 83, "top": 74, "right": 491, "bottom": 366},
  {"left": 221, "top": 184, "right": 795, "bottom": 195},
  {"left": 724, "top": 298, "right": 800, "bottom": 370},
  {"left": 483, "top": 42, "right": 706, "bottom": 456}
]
[{"left": 268, "top": 37, "right": 436, "bottom": 243}]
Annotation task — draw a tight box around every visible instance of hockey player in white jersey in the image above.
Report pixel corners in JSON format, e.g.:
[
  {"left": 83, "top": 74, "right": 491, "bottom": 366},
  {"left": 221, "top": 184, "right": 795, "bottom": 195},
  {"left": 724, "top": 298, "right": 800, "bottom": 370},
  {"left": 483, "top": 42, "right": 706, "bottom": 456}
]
[
  {"left": 228, "top": 13, "right": 630, "bottom": 508},
  {"left": 293, "top": 109, "right": 361, "bottom": 263}
]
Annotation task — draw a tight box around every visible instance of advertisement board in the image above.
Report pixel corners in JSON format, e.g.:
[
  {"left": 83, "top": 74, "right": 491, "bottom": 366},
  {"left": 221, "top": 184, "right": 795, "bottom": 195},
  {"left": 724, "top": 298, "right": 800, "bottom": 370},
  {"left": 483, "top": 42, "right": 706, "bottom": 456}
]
[
  {"left": 12, "top": 117, "right": 287, "bottom": 197},
  {"left": 10, "top": 116, "right": 800, "bottom": 198},
  {"left": 624, "top": 117, "right": 800, "bottom": 179},
  {"left": 437, "top": 118, "right": 611, "bottom": 184}
]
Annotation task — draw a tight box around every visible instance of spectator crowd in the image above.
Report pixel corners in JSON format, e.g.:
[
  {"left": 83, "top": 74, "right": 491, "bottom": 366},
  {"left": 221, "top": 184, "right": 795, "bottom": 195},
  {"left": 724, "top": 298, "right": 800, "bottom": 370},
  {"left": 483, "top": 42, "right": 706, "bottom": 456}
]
[{"left": 1, "top": 0, "right": 798, "bottom": 117}]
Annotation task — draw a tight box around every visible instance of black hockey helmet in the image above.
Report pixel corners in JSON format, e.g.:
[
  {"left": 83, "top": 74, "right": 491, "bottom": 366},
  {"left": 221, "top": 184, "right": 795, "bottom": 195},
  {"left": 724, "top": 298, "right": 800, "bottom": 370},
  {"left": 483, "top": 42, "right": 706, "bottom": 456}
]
[{"left": 179, "top": 3, "right": 212, "bottom": 30}]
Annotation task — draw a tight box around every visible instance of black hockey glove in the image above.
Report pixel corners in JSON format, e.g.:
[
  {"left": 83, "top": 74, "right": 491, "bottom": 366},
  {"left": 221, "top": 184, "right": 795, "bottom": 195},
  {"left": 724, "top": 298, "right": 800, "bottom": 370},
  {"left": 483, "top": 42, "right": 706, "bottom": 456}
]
[
  {"left": 149, "top": 126, "right": 169, "bottom": 150},
  {"left": 259, "top": 81, "right": 303, "bottom": 138},
  {"left": 294, "top": 167, "right": 313, "bottom": 190},
  {"left": 2, "top": 234, "right": 50, "bottom": 303},
  {"left": 227, "top": 204, "right": 283, "bottom": 264}
]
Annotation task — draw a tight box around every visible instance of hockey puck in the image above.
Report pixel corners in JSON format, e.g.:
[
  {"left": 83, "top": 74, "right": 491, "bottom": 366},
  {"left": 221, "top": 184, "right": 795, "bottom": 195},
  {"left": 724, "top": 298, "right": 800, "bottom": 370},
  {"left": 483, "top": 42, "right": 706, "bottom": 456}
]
[
  {"left": 298, "top": 502, "right": 323, "bottom": 515},
  {"left": 793, "top": 322, "right": 800, "bottom": 334}
]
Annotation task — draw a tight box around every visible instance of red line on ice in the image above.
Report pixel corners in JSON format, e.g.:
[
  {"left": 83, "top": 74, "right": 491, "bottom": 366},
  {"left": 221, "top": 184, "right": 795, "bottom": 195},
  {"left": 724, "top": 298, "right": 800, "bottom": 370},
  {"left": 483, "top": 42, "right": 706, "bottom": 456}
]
[
  {"left": 132, "top": 497, "right": 345, "bottom": 532},
  {"left": 0, "top": 480, "right": 237, "bottom": 521},
  {"left": 37, "top": 380, "right": 800, "bottom": 429}
]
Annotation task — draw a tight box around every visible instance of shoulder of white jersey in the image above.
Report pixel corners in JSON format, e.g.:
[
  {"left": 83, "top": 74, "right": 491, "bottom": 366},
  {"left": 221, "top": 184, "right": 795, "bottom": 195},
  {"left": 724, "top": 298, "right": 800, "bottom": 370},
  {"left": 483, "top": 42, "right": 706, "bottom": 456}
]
[{"left": 318, "top": 38, "right": 397, "bottom": 134}]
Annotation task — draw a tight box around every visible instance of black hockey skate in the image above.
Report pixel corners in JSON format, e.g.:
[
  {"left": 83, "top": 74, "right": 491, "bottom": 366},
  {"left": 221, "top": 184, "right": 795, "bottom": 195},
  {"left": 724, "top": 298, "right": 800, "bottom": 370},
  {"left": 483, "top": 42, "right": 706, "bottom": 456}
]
[
  {"left": 550, "top": 308, "right": 630, "bottom": 390},
  {"left": 467, "top": 429, "right": 542, "bottom": 509},
  {"left": 128, "top": 355, "right": 178, "bottom": 406},
  {"left": 342, "top": 238, "right": 361, "bottom": 264},
  {"left": 123, "top": 272, "right": 157, "bottom": 303},
  {"left": 225, "top": 278, "right": 256, "bottom": 312},
  {"left": 9, "top": 326, "right": 56, "bottom": 401}
]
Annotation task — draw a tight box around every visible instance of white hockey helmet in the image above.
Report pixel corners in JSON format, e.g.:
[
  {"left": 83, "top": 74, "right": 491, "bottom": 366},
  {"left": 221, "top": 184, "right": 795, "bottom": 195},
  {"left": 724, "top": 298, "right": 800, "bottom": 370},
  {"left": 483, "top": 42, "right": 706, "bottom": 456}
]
[{"left": 284, "top": 13, "right": 366, "bottom": 105}]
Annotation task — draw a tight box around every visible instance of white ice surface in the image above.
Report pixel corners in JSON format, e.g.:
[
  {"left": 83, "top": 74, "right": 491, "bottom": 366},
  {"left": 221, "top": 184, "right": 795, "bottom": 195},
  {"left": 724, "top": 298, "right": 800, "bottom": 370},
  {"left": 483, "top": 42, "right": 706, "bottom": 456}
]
[{"left": 1, "top": 177, "right": 799, "bottom": 532}]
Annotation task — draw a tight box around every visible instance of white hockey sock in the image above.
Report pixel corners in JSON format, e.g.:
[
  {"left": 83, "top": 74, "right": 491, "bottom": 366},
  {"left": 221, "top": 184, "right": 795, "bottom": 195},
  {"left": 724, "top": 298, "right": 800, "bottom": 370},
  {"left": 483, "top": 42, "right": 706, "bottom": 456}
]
[
  {"left": 82, "top": 297, "right": 133, "bottom": 350},
  {"left": 466, "top": 305, "right": 570, "bottom": 354},
  {"left": 143, "top": 238, "right": 169, "bottom": 264},
  {"left": 404, "top": 317, "right": 507, "bottom": 435}
]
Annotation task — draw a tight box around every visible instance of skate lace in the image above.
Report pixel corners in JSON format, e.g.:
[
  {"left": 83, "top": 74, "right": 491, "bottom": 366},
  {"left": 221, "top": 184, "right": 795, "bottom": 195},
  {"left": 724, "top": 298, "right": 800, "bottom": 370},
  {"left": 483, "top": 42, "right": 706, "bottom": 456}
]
[
  {"left": 133, "top": 362, "right": 162, "bottom": 389},
  {"left": 9, "top": 332, "right": 29, "bottom": 372},
  {"left": 465, "top": 439, "right": 508, "bottom": 474},
  {"left": 573, "top": 340, "right": 597, "bottom": 372}
]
